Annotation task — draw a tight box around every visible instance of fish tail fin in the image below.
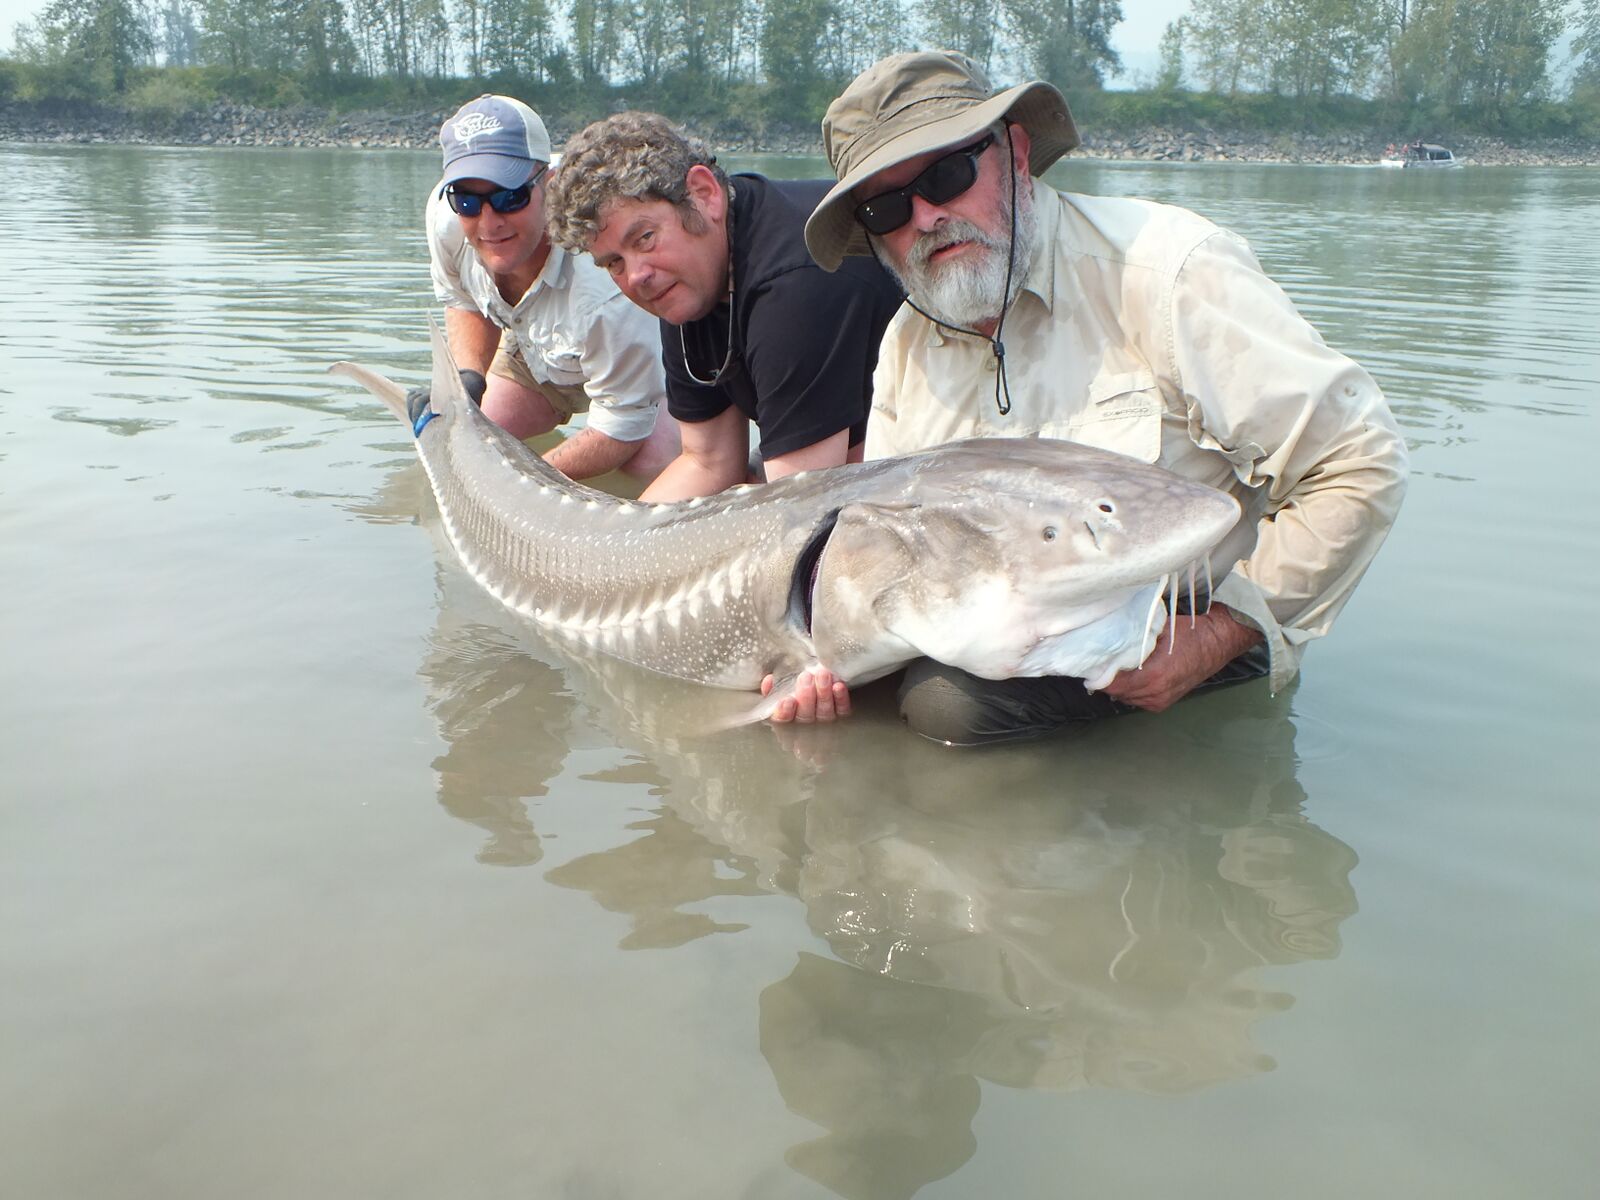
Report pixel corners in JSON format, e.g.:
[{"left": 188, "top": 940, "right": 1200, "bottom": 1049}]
[
  {"left": 329, "top": 318, "right": 467, "bottom": 431},
  {"left": 328, "top": 358, "right": 411, "bottom": 424}
]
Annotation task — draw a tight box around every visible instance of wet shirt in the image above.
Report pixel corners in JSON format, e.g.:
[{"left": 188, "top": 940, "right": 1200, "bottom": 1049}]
[
  {"left": 426, "top": 185, "right": 667, "bottom": 442},
  {"left": 666, "top": 175, "right": 904, "bottom": 459},
  {"left": 865, "top": 180, "right": 1409, "bottom": 690}
]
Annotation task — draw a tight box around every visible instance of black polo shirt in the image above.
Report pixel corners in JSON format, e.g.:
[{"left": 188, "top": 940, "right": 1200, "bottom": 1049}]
[{"left": 663, "top": 175, "right": 904, "bottom": 459}]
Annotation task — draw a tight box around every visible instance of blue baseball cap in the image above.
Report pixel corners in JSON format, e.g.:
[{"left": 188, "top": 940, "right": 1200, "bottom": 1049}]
[{"left": 439, "top": 95, "right": 552, "bottom": 191}]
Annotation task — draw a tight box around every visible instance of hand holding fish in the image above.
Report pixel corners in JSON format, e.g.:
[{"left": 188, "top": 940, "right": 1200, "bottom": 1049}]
[
  {"left": 1100, "top": 605, "right": 1262, "bottom": 713},
  {"left": 763, "top": 669, "right": 853, "bottom": 725}
]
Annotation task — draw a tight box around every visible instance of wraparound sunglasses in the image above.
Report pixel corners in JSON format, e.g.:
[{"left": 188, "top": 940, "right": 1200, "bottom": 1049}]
[
  {"left": 853, "top": 134, "right": 996, "bottom": 236},
  {"left": 446, "top": 164, "right": 549, "bottom": 217}
]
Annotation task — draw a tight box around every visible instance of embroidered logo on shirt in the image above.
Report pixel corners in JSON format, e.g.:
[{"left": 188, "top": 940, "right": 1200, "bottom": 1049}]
[{"left": 452, "top": 113, "right": 503, "bottom": 146}]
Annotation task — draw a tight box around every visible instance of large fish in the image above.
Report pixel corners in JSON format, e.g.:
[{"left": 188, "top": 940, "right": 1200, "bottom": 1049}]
[{"left": 331, "top": 326, "right": 1241, "bottom": 723}]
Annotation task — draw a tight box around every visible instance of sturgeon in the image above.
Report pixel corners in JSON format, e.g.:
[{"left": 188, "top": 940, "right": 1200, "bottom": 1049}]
[{"left": 332, "top": 326, "right": 1241, "bottom": 722}]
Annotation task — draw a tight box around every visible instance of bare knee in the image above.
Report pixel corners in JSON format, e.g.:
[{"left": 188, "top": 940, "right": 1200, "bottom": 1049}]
[{"left": 481, "top": 377, "right": 560, "bottom": 440}]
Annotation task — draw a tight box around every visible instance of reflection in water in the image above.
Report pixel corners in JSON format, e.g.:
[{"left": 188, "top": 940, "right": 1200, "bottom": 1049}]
[
  {"left": 383, "top": 457, "right": 1359, "bottom": 1196},
  {"left": 547, "top": 805, "right": 764, "bottom": 949},
  {"left": 755, "top": 704, "right": 1354, "bottom": 1198},
  {"left": 419, "top": 614, "right": 567, "bottom": 866},
  {"left": 765, "top": 956, "right": 983, "bottom": 1200}
]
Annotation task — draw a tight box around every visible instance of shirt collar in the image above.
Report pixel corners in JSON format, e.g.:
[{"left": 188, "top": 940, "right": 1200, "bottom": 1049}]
[
  {"left": 1020, "top": 176, "right": 1058, "bottom": 315},
  {"left": 505, "top": 241, "right": 570, "bottom": 311}
]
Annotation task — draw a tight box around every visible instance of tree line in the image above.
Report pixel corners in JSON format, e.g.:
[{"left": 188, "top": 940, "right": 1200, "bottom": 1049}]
[{"left": 4, "top": 0, "right": 1599, "bottom": 136}]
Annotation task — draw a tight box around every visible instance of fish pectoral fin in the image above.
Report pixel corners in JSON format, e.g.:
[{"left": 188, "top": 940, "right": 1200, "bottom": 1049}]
[
  {"left": 753, "top": 670, "right": 804, "bottom": 722},
  {"left": 683, "top": 687, "right": 786, "bottom": 733}
]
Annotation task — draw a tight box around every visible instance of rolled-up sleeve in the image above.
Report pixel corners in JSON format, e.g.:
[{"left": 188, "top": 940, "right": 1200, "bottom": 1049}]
[
  {"left": 1164, "top": 231, "right": 1409, "bottom": 690},
  {"left": 577, "top": 292, "right": 668, "bottom": 443}
]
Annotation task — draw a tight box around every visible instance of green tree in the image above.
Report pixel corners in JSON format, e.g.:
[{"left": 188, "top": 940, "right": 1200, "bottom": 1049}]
[
  {"left": 1262, "top": 0, "right": 1383, "bottom": 98},
  {"left": 913, "top": 0, "right": 1001, "bottom": 71},
  {"left": 1394, "top": 0, "right": 1565, "bottom": 114},
  {"left": 294, "top": 0, "right": 359, "bottom": 83},
  {"left": 1156, "top": 17, "right": 1186, "bottom": 93},
  {"left": 196, "top": 0, "right": 276, "bottom": 71},
  {"left": 1577, "top": 0, "right": 1600, "bottom": 88},
  {"left": 478, "top": 0, "right": 555, "bottom": 81},
  {"left": 20, "top": 0, "right": 154, "bottom": 92},
  {"left": 679, "top": 0, "right": 761, "bottom": 91},
  {"left": 454, "top": 0, "right": 484, "bottom": 78},
  {"left": 760, "top": 0, "right": 835, "bottom": 118},
  {"left": 343, "top": 0, "right": 418, "bottom": 78},
  {"left": 1186, "top": 0, "right": 1266, "bottom": 95},
  {"left": 1004, "top": 0, "right": 1124, "bottom": 92},
  {"left": 618, "top": 0, "right": 675, "bottom": 83},
  {"left": 155, "top": 0, "right": 199, "bottom": 65},
  {"left": 570, "top": 0, "right": 621, "bottom": 83}
]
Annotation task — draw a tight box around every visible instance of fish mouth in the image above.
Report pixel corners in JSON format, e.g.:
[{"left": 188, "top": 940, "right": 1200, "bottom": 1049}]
[{"left": 788, "top": 509, "right": 841, "bottom": 635}]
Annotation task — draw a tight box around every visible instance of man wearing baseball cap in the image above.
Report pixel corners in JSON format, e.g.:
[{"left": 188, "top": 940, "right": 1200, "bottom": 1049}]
[
  {"left": 798, "top": 51, "right": 1408, "bottom": 743},
  {"left": 419, "top": 94, "right": 679, "bottom": 484}
]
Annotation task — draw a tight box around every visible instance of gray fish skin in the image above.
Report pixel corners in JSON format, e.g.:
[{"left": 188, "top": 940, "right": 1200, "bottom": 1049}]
[{"left": 331, "top": 324, "right": 1241, "bottom": 721}]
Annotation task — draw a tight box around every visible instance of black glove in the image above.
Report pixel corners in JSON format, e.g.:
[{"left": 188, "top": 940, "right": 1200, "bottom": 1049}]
[{"left": 405, "top": 369, "right": 487, "bottom": 426}]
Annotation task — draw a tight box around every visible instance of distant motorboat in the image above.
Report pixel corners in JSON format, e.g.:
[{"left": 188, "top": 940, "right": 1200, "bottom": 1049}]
[{"left": 1380, "top": 141, "right": 1461, "bottom": 169}]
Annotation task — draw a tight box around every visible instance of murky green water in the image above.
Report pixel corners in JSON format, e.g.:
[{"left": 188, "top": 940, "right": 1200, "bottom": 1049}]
[{"left": 3, "top": 144, "right": 1597, "bottom": 1199}]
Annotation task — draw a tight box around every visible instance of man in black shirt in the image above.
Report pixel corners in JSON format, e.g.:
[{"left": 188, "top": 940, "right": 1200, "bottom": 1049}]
[{"left": 545, "top": 111, "right": 903, "bottom": 503}]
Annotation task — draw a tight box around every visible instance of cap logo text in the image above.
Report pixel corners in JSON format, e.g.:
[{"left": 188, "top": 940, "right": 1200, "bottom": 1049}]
[{"left": 452, "top": 112, "right": 503, "bottom": 146}]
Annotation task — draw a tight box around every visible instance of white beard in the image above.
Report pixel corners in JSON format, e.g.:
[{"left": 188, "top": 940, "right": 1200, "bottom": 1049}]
[{"left": 876, "top": 179, "right": 1036, "bottom": 330}]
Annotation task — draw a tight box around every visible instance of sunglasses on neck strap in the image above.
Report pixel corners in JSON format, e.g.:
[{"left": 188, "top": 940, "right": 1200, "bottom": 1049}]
[{"left": 853, "top": 133, "right": 997, "bottom": 236}]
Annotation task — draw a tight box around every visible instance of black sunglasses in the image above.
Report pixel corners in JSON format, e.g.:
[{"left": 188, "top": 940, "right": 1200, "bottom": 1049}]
[
  {"left": 853, "top": 134, "right": 996, "bottom": 236},
  {"left": 446, "top": 165, "right": 547, "bottom": 217}
]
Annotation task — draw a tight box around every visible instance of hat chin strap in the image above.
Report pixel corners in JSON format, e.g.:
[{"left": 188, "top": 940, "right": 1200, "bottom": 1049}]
[{"left": 867, "top": 121, "right": 1019, "bottom": 417}]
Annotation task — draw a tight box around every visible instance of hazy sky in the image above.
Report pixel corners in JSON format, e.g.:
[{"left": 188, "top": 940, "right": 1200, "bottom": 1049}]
[{"left": 0, "top": 0, "right": 1194, "bottom": 66}]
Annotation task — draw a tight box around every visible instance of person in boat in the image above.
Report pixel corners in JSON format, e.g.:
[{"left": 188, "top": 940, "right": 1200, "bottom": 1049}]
[
  {"left": 416, "top": 94, "right": 680, "bottom": 484},
  {"left": 541, "top": 111, "right": 904, "bottom": 503},
  {"left": 786, "top": 50, "right": 1409, "bottom": 743}
]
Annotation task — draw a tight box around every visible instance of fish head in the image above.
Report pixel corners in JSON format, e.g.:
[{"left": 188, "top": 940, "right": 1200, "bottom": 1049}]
[{"left": 811, "top": 439, "right": 1242, "bottom": 682}]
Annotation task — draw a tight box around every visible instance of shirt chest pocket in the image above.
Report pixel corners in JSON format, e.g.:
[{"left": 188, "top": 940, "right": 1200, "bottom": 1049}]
[
  {"left": 515, "top": 322, "right": 585, "bottom": 385},
  {"left": 539, "top": 343, "right": 586, "bottom": 386},
  {"left": 1059, "top": 370, "right": 1164, "bottom": 464}
]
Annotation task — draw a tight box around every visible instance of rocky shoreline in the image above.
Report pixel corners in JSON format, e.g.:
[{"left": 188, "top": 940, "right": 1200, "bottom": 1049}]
[{"left": 4, "top": 99, "right": 1597, "bottom": 167}]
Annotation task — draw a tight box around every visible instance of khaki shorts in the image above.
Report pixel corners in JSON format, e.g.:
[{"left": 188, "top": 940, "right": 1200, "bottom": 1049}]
[{"left": 489, "top": 343, "right": 592, "bottom": 424}]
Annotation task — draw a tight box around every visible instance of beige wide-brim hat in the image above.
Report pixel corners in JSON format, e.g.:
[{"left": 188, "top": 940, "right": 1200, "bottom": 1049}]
[{"left": 805, "top": 50, "right": 1079, "bottom": 272}]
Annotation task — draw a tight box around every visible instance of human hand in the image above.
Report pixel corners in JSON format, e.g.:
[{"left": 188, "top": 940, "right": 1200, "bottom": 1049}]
[
  {"left": 1100, "top": 606, "right": 1262, "bottom": 713},
  {"left": 404, "top": 369, "right": 488, "bottom": 424},
  {"left": 762, "top": 668, "right": 853, "bottom": 724}
]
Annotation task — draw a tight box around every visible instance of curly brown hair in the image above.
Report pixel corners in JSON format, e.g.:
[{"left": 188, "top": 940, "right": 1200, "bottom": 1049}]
[{"left": 545, "top": 111, "right": 731, "bottom": 252}]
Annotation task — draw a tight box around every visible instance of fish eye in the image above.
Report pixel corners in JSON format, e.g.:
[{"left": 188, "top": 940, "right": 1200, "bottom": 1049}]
[
  {"left": 1098, "top": 501, "right": 1115, "bottom": 514},
  {"left": 1042, "top": 525, "right": 1058, "bottom": 541}
]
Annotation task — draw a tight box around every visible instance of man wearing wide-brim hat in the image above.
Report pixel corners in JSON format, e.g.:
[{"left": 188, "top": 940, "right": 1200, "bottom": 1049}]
[{"left": 794, "top": 50, "right": 1409, "bottom": 744}]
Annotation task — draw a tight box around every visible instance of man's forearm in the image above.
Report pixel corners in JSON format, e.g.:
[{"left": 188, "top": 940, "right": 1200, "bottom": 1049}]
[
  {"left": 444, "top": 306, "right": 502, "bottom": 375},
  {"left": 543, "top": 427, "right": 641, "bottom": 481},
  {"left": 638, "top": 452, "right": 745, "bottom": 503}
]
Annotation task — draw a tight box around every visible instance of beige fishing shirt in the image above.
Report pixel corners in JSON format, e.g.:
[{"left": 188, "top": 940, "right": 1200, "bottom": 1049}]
[
  {"left": 426, "top": 186, "right": 667, "bottom": 442},
  {"left": 865, "top": 180, "right": 1409, "bottom": 691}
]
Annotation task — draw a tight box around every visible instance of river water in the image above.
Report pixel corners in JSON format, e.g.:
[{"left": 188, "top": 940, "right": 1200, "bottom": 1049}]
[{"left": 2, "top": 145, "right": 1596, "bottom": 1199}]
